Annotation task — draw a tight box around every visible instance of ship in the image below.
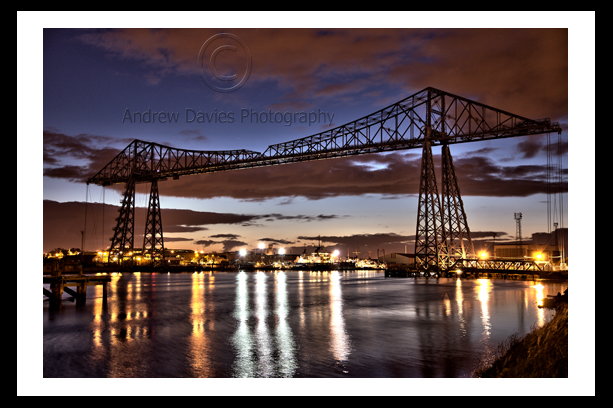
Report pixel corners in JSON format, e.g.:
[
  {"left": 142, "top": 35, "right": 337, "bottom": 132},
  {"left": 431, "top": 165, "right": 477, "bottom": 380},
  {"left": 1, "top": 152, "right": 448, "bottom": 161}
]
[{"left": 292, "top": 241, "right": 340, "bottom": 270}]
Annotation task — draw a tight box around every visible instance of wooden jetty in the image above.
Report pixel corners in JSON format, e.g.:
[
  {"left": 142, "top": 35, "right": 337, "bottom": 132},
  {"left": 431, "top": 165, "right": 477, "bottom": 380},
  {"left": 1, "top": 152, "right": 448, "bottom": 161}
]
[{"left": 43, "top": 260, "right": 111, "bottom": 309}]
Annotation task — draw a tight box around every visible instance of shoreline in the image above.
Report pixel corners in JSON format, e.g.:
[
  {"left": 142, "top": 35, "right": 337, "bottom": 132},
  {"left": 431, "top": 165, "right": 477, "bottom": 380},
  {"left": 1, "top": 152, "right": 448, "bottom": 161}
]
[{"left": 474, "top": 302, "right": 568, "bottom": 378}]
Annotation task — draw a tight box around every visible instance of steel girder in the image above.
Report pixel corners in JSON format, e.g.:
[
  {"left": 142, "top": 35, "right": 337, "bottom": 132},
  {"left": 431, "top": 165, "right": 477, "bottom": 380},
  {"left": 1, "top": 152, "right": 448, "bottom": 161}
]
[
  {"left": 86, "top": 87, "right": 561, "bottom": 187},
  {"left": 449, "top": 258, "right": 543, "bottom": 272}
]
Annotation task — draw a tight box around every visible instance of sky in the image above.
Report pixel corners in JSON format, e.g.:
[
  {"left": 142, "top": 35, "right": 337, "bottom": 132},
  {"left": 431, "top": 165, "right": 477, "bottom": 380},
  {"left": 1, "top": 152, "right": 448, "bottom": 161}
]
[{"left": 25, "top": 13, "right": 593, "bottom": 259}]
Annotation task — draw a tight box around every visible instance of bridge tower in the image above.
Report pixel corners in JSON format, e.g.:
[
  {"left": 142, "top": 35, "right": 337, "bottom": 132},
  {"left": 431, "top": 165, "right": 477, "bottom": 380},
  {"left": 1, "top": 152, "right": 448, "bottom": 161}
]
[
  {"left": 108, "top": 178, "right": 166, "bottom": 265},
  {"left": 414, "top": 140, "right": 448, "bottom": 271},
  {"left": 414, "top": 88, "right": 476, "bottom": 271},
  {"left": 109, "top": 175, "right": 136, "bottom": 263},
  {"left": 441, "top": 144, "right": 475, "bottom": 263},
  {"left": 414, "top": 142, "right": 476, "bottom": 272},
  {"left": 142, "top": 179, "right": 165, "bottom": 266}
]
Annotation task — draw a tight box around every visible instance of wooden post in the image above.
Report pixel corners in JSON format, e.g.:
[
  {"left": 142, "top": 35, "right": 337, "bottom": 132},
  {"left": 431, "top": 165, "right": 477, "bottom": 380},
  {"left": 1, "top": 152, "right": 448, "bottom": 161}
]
[
  {"left": 49, "top": 260, "right": 63, "bottom": 309},
  {"left": 102, "top": 281, "right": 108, "bottom": 302},
  {"left": 77, "top": 282, "right": 86, "bottom": 306}
]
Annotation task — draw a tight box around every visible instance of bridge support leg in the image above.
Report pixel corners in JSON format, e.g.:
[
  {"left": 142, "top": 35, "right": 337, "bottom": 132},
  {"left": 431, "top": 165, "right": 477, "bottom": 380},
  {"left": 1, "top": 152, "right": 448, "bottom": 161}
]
[
  {"left": 77, "top": 282, "right": 87, "bottom": 306},
  {"left": 47, "top": 260, "right": 63, "bottom": 309},
  {"left": 142, "top": 179, "right": 165, "bottom": 267},
  {"left": 441, "top": 144, "right": 475, "bottom": 265},
  {"left": 415, "top": 140, "right": 447, "bottom": 272},
  {"left": 109, "top": 176, "right": 136, "bottom": 263}
]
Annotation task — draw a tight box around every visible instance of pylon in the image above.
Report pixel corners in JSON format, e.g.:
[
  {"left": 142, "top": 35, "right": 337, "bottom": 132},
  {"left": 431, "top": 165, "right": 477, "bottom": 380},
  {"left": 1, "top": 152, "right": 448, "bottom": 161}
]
[
  {"left": 142, "top": 179, "right": 165, "bottom": 266},
  {"left": 441, "top": 144, "right": 475, "bottom": 263},
  {"left": 109, "top": 175, "right": 136, "bottom": 263},
  {"left": 414, "top": 140, "right": 448, "bottom": 271}
]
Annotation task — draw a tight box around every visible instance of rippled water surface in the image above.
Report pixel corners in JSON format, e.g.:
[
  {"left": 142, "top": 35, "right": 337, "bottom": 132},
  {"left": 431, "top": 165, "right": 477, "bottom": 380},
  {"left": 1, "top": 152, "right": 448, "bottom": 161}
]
[{"left": 42, "top": 271, "right": 567, "bottom": 378}]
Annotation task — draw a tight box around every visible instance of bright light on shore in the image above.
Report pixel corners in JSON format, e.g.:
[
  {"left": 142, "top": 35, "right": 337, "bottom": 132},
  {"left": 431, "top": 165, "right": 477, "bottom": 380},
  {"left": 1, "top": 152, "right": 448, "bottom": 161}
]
[{"left": 239, "top": 248, "right": 247, "bottom": 257}]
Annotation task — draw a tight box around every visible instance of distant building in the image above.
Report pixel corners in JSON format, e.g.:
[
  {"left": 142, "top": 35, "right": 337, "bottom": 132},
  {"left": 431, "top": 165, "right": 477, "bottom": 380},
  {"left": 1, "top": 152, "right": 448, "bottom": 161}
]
[
  {"left": 379, "top": 252, "right": 416, "bottom": 267},
  {"left": 493, "top": 228, "right": 568, "bottom": 266}
]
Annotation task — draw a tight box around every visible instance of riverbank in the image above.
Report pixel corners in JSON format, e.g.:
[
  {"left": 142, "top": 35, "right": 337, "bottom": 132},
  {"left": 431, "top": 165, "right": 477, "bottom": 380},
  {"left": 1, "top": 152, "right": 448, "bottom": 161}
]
[{"left": 474, "top": 303, "right": 568, "bottom": 378}]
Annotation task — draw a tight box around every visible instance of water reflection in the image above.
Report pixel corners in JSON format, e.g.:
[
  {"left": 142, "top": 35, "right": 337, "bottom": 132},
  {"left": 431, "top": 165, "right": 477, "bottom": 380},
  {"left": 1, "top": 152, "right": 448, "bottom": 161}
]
[
  {"left": 329, "top": 271, "right": 350, "bottom": 372},
  {"left": 230, "top": 271, "right": 297, "bottom": 377},
  {"left": 456, "top": 278, "right": 466, "bottom": 337},
  {"left": 274, "top": 272, "right": 297, "bottom": 377},
  {"left": 533, "top": 283, "right": 546, "bottom": 327},
  {"left": 188, "top": 272, "right": 213, "bottom": 377},
  {"left": 44, "top": 272, "right": 567, "bottom": 378},
  {"left": 105, "top": 274, "right": 152, "bottom": 377},
  {"left": 255, "top": 272, "right": 273, "bottom": 376},
  {"left": 232, "top": 271, "right": 255, "bottom": 377},
  {"left": 477, "top": 279, "right": 492, "bottom": 338}
]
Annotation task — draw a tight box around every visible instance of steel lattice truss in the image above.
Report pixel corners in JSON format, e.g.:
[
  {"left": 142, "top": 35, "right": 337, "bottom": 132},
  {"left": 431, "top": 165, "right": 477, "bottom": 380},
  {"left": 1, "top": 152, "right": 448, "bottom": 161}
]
[
  {"left": 448, "top": 258, "right": 543, "bottom": 272},
  {"left": 87, "top": 87, "right": 561, "bottom": 268},
  {"left": 87, "top": 87, "right": 561, "bottom": 186},
  {"left": 415, "top": 141, "right": 448, "bottom": 271},
  {"left": 108, "top": 175, "right": 136, "bottom": 261},
  {"left": 142, "top": 179, "right": 164, "bottom": 265},
  {"left": 441, "top": 144, "right": 475, "bottom": 263}
]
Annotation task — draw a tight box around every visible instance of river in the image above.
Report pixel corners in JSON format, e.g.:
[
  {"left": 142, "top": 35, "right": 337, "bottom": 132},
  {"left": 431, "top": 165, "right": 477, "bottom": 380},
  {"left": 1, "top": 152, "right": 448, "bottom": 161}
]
[{"left": 42, "top": 270, "right": 566, "bottom": 381}]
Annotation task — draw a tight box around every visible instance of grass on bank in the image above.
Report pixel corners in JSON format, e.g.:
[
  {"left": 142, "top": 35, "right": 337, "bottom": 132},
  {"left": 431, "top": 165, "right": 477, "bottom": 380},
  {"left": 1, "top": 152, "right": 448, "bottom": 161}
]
[{"left": 474, "top": 303, "right": 568, "bottom": 378}]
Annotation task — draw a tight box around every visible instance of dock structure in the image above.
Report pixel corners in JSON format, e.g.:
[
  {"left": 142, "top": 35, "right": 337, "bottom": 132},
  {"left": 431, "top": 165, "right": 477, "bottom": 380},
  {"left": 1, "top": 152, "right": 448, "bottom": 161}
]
[
  {"left": 385, "top": 257, "right": 546, "bottom": 280},
  {"left": 43, "top": 261, "right": 111, "bottom": 309}
]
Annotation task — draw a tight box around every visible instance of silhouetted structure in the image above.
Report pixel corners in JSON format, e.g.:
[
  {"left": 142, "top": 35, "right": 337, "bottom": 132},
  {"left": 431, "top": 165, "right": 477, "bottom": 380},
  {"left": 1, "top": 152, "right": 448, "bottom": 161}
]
[{"left": 86, "top": 87, "right": 562, "bottom": 272}]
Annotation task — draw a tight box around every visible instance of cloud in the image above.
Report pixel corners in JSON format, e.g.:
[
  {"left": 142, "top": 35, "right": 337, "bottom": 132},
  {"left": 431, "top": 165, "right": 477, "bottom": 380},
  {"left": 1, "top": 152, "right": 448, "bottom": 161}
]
[
  {"left": 44, "top": 131, "right": 567, "bottom": 201},
  {"left": 298, "top": 233, "right": 414, "bottom": 247},
  {"left": 157, "top": 147, "right": 566, "bottom": 200},
  {"left": 164, "top": 237, "right": 193, "bottom": 243},
  {"left": 258, "top": 238, "right": 294, "bottom": 245},
  {"left": 74, "top": 28, "right": 567, "bottom": 121},
  {"left": 290, "top": 232, "right": 414, "bottom": 258},
  {"left": 260, "top": 213, "right": 343, "bottom": 222},
  {"left": 193, "top": 238, "right": 248, "bottom": 252},
  {"left": 43, "top": 199, "right": 259, "bottom": 252},
  {"left": 44, "top": 29, "right": 568, "bottom": 201},
  {"left": 194, "top": 239, "right": 218, "bottom": 248},
  {"left": 43, "top": 199, "right": 519, "bottom": 256},
  {"left": 42, "top": 130, "right": 130, "bottom": 183},
  {"left": 160, "top": 152, "right": 421, "bottom": 201},
  {"left": 164, "top": 225, "right": 208, "bottom": 233},
  {"left": 209, "top": 233, "right": 241, "bottom": 239},
  {"left": 388, "top": 28, "right": 568, "bottom": 122},
  {"left": 219, "top": 239, "right": 249, "bottom": 252}
]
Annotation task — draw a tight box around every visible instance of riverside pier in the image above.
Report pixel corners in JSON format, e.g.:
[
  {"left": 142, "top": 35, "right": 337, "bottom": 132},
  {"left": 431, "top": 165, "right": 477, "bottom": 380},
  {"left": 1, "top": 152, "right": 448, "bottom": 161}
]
[{"left": 43, "top": 260, "right": 111, "bottom": 309}]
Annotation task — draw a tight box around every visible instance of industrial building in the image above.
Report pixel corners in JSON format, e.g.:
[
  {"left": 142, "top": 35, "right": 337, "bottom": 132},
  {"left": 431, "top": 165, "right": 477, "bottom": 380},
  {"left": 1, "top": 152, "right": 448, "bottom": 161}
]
[{"left": 379, "top": 228, "right": 568, "bottom": 270}]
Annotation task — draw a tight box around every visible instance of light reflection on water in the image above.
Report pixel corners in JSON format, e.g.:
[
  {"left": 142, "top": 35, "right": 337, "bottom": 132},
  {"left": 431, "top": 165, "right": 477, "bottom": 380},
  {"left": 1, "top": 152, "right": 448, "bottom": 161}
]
[
  {"left": 329, "top": 271, "right": 350, "bottom": 372},
  {"left": 43, "top": 271, "right": 566, "bottom": 378},
  {"left": 477, "top": 279, "right": 492, "bottom": 338}
]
